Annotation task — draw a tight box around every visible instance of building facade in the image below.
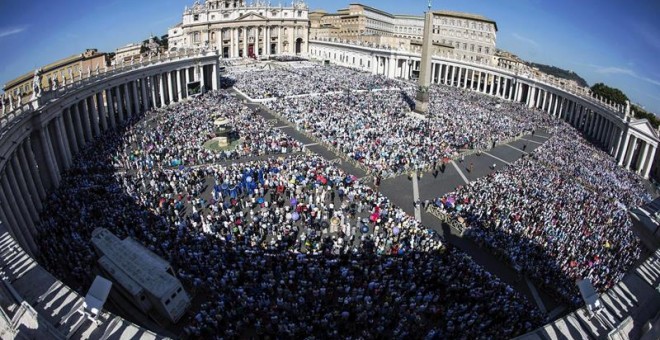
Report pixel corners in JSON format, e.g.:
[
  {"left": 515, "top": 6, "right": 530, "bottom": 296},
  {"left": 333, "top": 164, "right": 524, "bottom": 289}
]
[
  {"left": 168, "top": 0, "right": 310, "bottom": 59},
  {"left": 431, "top": 11, "right": 497, "bottom": 65},
  {"left": 2, "top": 49, "right": 109, "bottom": 108},
  {"left": 114, "top": 43, "right": 142, "bottom": 65},
  {"left": 309, "top": 5, "right": 497, "bottom": 66}
]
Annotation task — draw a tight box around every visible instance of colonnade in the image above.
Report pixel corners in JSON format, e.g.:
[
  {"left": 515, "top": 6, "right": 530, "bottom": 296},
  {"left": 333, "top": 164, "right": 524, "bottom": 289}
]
[
  {"left": 0, "top": 59, "right": 220, "bottom": 256},
  {"left": 309, "top": 40, "right": 659, "bottom": 180}
]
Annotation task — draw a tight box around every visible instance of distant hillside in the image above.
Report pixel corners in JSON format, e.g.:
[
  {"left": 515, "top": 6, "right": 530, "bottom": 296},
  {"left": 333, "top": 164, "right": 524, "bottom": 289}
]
[{"left": 527, "top": 62, "right": 589, "bottom": 87}]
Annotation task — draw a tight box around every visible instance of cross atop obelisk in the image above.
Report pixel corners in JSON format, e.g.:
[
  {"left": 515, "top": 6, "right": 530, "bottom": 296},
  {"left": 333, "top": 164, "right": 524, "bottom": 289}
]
[{"left": 414, "top": 1, "right": 434, "bottom": 115}]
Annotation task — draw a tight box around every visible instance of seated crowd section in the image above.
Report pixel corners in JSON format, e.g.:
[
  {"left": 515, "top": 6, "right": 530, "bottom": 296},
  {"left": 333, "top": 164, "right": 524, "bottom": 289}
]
[
  {"left": 433, "top": 125, "right": 648, "bottom": 305},
  {"left": 27, "top": 64, "right": 650, "bottom": 338}
]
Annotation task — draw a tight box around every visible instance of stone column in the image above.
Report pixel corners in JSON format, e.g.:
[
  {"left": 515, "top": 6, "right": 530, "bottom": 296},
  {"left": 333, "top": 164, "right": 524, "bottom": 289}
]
[
  {"left": 614, "top": 128, "right": 630, "bottom": 166},
  {"left": 450, "top": 66, "right": 456, "bottom": 87},
  {"left": 463, "top": 69, "right": 469, "bottom": 89},
  {"left": 141, "top": 78, "right": 150, "bottom": 111},
  {"left": 217, "top": 29, "right": 222, "bottom": 53},
  {"left": 289, "top": 26, "right": 294, "bottom": 54},
  {"left": 132, "top": 81, "right": 140, "bottom": 113},
  {"left": 0, "top": 185, "right": 36, "bottom": 256},
  {"left": 212, "top": 64, "right": 218, "bottom": 91},
  {"left": 167, "top": 72, "right": 174, "bottom": 103},
  {"left": 643, "top": 145, "right": 656, "bottom": 178},
  {"left": 63, "top": 108, "right": 79, "bottom": 154},
  {"left": 0, "top": 198, "right": 35, "bottom": 257},
  {"left": 123, "top": 83, "right": 132, "bottom": 118},
  {"left": 243, "top": 27, "right": 248, "bottom": 57},
  {"left": 41, "top": 127, "right": 61, "bottom": 188},
  {"left": 200, "top": 65, "right": 206, "bottom": 93},
  {"left": 80, "top": 98, "right": 93, "bottom": 143},
  {"left": 262, "top": 26, "right": 268, "bottom": 57},
  {"left": 55, "top": 115, "right": 73, "bottom": 167},
  {"left": 115, "top": 86, "right": 125, "bottom": 123},
  {"left": 158, "top": 74, "right": 166, "bottom": 107},
  {"left": 20, "top": 143, "right": 46, "bottom": 200},
  {"left": 46, "top": 124, "right": 64, "bottom": 170},
  {"left": 107, "top": 88, "right": 117, "bottom": 130},
  {"left": 17, "top": 146, "right": 43, "bottom": 209},
  {"left": 637, "top": 142, "right": 650, "bottom": 174},
  {"left": 72, "top": 103, "right": 86, "bottom": 149},
  {"left": 89, "top": 95, "right": 100, "bottom": 137},
  {"left": 230, "top": 28, "right": 235, "bottom": 57},
  {"left": 147, "top": 77, "right": 155, "bottom": 109},
  {"left": 174, "top": 70, "right": 182, "bottom": 101},
  {"left": 8, "top": 158, "right": 39, "bottom": 223},
  {"left": 599, "top": 118, "right": 607, "bottom": 143},
  {"left": 266, "top": 26, "right": 271, "bottom": 56},
  {"left": 0, "top": 174, "right": 37, "bottom": 238},
  {"left": 26, "top": 136, "right": 52, "bottom": 193},
  {"left": 235, "top": 27, "right": 240, "bottom": 57},
  {"left": 185, "top": 69, "right": 191, "bottom": 96},
  {"left": 624, "top": 136, "right": 637, "bottom": 169}
]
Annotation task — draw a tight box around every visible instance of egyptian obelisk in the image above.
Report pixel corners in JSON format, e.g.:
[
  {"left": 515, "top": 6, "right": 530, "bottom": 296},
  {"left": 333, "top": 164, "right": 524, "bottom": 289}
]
[{"left": 414, "top": 1, "right": 434, "bottom": 115}]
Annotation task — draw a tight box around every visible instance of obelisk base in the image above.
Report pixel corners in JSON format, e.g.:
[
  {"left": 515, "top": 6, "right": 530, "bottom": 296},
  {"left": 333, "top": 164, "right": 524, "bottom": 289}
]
[{"left": 413, "top": 88, "right": 430, "bottom": 116}]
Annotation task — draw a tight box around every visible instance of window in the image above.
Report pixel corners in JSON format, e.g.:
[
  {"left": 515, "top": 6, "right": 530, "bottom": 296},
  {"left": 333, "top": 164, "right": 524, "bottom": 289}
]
[
  {"left": 211, "top": 15, "right": 215, "bottom": 20},
  {"left": 193, "top": 14, "right": 199, "bottom": 21}
]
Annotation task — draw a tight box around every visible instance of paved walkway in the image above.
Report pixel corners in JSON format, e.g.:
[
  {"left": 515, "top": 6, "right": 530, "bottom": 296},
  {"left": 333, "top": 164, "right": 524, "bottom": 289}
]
[{"left": 230, "top": 87, "right": 564, "bottom": 316}]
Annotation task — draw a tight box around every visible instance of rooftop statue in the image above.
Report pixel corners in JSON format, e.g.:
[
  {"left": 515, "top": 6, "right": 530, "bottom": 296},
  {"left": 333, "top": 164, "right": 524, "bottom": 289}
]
[{"left": 31, "top": 69, "right": 42, "bottom": 99}]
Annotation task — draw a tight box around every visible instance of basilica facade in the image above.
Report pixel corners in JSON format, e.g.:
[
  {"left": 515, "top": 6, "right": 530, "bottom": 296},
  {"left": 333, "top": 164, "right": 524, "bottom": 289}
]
[{"left": 168, "top": 0, "right": 310, "bottom": 59}]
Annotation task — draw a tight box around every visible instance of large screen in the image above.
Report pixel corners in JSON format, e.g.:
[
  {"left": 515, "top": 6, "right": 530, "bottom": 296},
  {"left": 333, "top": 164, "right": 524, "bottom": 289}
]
[{"left": 187, "top": 81, "right": 201, "bottom": 96}]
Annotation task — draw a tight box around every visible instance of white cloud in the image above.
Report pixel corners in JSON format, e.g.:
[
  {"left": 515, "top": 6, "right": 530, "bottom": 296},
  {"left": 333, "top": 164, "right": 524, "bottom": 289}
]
[
  {"left": 512, "top": 32, "right": 539, "bottom": 47},
  {"left": 589, "top": 64, "right": 660, "bottom": 87},
  {"left": 0, "top": 26, "right": 27, "bottom": 39}
]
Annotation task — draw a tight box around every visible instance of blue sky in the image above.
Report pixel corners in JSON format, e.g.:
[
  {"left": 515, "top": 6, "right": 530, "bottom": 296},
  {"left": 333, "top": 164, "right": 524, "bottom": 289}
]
[{"left": 1, "top": 0, "right": 659, "bottom": 114}]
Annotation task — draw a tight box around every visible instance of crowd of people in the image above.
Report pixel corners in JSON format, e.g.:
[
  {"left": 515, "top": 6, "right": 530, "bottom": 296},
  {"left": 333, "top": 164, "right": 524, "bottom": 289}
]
[
  {"left": 230, "top": 64, "right": 403, "bottom": 99},
  {"left": 33, "top": 90, "right": 543, "bottom": 339},
  {"left": 433, "top": 124, "right": 648, "bottom": 304},
  {"left": 27, "top": 60, "right": 653, "bottom": 338},
  {"left": 115, "top": 90, "right": 302, "bottom": 168},
  {"left": 265, "top": 84, "right": 552, "bottom": 176}
]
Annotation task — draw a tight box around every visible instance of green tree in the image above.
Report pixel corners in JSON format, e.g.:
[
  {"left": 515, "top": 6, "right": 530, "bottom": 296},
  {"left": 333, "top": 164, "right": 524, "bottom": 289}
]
[
  {"left": 590, "top": 83, "right": 628, "bottom": 106},
  {"left": 160, "top": 34, "right": 169, "bottom": 50}
]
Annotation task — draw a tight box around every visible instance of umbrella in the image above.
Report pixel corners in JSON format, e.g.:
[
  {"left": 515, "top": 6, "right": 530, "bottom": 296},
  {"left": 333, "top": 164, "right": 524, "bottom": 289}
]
[
  {"left": 221, "top": 183, "right": 228, "bottom": 190},
  {"left": 321, "top": 221, "right": 330, "bottom": 229},
  {"left": 246, "top": 176, "right": 253, "bottom": 183},
  {"left": 360, "top": 225, "right": 369, "bottom": 233},
  {"left": 290, "top": 198, "right": 298, "bottom": 206},
  {"left": 292, "top": 212, "right": 300, "bottom": 221},
  {"left": 257, "top": 197, "right": 265, "bottom": 204},
  {"left": 393, "top": 227, "right": 400, "bottom": 235}
]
